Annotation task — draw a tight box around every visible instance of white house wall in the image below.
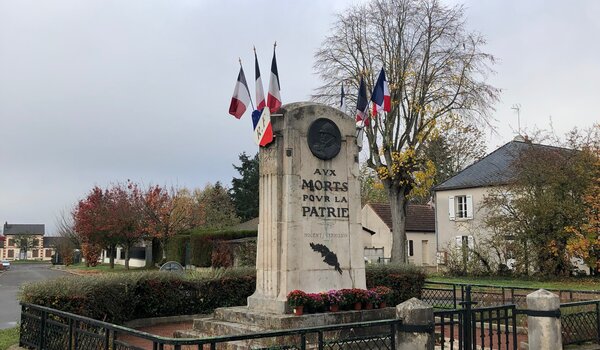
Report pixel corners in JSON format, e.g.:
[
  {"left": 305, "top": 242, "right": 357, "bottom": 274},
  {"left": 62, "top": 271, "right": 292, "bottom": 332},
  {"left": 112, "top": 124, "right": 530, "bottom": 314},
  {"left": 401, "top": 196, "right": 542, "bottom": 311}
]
[
  {"left": 361, "top": 205, "right": 436, "bottom": 267},
  {"left": 435, "top": 187, "right": 492, "bottom": 256}
]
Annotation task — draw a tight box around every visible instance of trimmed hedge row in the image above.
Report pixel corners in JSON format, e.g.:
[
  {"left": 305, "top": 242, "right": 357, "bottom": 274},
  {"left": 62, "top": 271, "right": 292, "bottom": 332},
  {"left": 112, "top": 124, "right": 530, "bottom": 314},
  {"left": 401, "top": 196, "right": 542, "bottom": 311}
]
[
  {"left": 19, "top": 264, "right": 424, "bottom": 324},
  {"left": 20, "top": 268, "right": 256, "bottom": 324},
  {"left": 365, "top": 263, "right": 426, "bottom": 305}
]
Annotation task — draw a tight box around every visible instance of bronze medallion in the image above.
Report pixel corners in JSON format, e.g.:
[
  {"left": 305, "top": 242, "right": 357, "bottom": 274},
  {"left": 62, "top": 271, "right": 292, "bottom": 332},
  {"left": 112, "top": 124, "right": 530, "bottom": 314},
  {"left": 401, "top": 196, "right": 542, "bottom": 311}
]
[{"left": 307, "top": 118, "right": 341, "bottom": 160}]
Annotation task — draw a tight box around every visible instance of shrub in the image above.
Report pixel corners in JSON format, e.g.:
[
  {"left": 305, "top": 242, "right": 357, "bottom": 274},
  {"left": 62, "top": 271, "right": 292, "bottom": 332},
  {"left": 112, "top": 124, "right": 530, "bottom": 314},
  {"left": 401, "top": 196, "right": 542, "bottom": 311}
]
[
  {"left": 189, "top": 229, "right": 257, "bottom": 267},
  {"left": 211, "top": 241, "right": 234, "bottom": 268},
  {"left": 20, "top": 268, "right": 256, "bottom": 324},
  {"left": 365, "top": 263, "right": 426, "bottom": 305},
  {"left": 166, "top": 235, "right": 189, "bottom": 265}
]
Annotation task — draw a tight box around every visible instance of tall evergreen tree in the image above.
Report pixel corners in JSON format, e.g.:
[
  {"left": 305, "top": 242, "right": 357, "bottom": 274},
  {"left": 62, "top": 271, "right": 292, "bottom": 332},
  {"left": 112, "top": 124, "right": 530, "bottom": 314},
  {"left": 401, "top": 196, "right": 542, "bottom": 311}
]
[{"left": 230, "top": 153, "right": 259, "bottom": 221}]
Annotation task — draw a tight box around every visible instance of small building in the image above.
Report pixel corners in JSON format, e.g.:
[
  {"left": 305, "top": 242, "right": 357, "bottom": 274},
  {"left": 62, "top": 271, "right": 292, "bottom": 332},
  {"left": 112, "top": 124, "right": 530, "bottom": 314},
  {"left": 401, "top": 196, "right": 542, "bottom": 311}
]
[
  {"left": 1, "top": 222, "right": 55, "bottom": 261},
  {"left": 361, "top": 203, "right": 436, "bottom": 268}
]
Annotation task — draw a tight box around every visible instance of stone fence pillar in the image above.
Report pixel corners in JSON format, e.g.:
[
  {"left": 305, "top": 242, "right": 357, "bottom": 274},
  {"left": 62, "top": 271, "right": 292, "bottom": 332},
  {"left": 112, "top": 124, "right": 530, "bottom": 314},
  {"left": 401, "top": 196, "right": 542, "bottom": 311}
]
[
  {"left": 396, "top": 298, "right": 434, "bottom": 350},
  {"left": 526, "top": 289, "right": 562, "bottom": 350}
]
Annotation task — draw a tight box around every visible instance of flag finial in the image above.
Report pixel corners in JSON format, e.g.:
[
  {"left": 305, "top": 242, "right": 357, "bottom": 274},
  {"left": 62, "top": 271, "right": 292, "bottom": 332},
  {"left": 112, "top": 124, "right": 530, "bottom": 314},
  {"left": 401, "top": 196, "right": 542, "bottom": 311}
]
[{"left": 273, "top": 41, "right": 277, "bottom": 50}]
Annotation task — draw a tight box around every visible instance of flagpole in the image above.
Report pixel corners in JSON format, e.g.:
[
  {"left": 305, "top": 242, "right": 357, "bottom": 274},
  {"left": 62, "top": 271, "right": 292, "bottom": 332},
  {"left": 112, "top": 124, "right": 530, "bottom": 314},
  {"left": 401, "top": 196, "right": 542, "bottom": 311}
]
[{"left": 239, "top": 58, "right": 255, "bottom": 111}]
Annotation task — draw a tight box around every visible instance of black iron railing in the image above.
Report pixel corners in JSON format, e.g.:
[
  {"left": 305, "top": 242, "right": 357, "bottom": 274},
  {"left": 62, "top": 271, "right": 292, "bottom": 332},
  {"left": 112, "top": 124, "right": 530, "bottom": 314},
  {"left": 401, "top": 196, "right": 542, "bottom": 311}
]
[
  {"left": 20, "top": 303, "right": 403, "bottom": 350},
  {"left": 561, "top": 300, "right": 600, "bottom": 345},
  {"left": 433, "top": 285, "right": 519, "bottom": 350},
  {"left": 423, "top": 281, "right": 600, "bottom": 309}
]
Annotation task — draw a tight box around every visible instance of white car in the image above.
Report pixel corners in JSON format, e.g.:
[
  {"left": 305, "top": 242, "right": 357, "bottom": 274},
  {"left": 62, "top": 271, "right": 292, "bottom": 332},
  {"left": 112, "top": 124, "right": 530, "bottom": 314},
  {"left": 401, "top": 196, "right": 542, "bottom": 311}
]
[{"left": 1, "top": 260, "right": 10, "bottom": 270}]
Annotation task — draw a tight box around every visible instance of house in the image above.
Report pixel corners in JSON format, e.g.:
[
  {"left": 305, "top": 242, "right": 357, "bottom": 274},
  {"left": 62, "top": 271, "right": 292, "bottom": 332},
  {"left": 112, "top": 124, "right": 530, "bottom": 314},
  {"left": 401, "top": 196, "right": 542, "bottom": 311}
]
[
  {"left": 361, "top": 203, "right": 436, "bottom": 268},
  {"left": 1, "top": 222, "right": 55, "bottom": 261},
  {"left": 432, "top": 137, "right": 579, "bottom": 269}
]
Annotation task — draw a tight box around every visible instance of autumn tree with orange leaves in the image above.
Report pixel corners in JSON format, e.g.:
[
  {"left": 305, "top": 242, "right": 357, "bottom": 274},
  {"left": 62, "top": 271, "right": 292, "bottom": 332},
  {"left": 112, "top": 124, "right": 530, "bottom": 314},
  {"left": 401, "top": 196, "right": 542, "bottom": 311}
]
[
  {"left": 73, "top": 183, "right": 147, "bottom": 269},
  {"left": 566, "top": 139, "right": 600, "bottom": 275}
]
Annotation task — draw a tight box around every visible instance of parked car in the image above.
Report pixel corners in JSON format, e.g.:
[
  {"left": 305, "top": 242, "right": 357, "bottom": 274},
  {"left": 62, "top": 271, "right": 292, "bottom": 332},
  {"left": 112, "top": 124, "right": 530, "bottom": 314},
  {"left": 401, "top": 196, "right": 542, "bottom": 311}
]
[{"left": 1, "top": 260, "right": 10, "bottom": 270}]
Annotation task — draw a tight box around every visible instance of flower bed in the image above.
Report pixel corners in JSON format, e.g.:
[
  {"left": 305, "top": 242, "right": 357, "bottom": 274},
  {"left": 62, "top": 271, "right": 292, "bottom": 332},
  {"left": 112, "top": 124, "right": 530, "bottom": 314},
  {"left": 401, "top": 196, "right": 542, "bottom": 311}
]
[{"left": 286, "top": 287, "right": 392, "bottom": 314}]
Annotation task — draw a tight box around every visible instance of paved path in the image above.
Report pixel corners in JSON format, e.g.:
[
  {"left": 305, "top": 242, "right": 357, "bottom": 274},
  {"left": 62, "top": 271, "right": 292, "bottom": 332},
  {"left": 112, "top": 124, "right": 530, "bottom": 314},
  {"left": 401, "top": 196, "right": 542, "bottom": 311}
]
[{"left": 0, "top": 263, "right": 67, "bottom": 329}]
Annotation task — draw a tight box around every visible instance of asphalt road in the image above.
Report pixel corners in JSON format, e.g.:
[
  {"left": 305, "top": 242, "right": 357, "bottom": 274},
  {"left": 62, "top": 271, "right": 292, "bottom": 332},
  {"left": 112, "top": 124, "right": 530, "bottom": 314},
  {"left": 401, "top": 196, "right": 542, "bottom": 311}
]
[{"left": 0, "top": 263, "right": 68, "bottom": 329}]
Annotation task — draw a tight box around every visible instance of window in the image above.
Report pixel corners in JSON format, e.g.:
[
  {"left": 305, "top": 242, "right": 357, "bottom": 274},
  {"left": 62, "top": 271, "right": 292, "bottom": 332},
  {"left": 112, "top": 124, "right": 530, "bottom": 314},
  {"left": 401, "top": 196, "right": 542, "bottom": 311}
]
[
  {"left": 45, "top": 250, "right": 52, "bottom": 258},
  {"left": 8, "top": 250, "right": 14, "bottom": 258},
  {"left": 33, "top": 249, "right": 38, "bottom": 258},
  {"left": 448, "top": 195, "right": 473, "bottom": 220},
  {"left": 8, "top": 239, "right": 14, "bottom": 247},
  {"left": 407, "top": 240, "right": 414, "bottom": 257}
]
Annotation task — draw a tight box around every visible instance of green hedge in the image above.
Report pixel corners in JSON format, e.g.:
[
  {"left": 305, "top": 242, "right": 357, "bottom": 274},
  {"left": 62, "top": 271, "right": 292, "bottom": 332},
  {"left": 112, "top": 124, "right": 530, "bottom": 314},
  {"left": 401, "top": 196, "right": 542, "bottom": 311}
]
[
  {"left": 20, "top": 268, "right": 256, "bottom": 324},
  {"left": 365, "top": 263, "right": 426, "bottom": 305},
  {"left": 19, "top": 263, "right": 424, "bottom": 324},
  {"left": 166, "top": 235, "right": 190, "bottom": 264},
  {"left": 189, "top": 229, "right": 257, "bottom": 267}
]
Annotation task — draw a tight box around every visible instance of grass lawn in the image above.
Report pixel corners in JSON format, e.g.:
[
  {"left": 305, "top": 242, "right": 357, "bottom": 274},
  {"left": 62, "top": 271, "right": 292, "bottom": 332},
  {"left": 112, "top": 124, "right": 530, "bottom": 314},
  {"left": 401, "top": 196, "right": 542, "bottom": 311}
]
[
  {"left": 65, "top": 262, "right": 155, "bottom": 273},
  {"left": 0, "top": 326, "right": 19, "bottom": 350},
  {"left": 427, "top": 275, "right": 600, "bottom": 291}
]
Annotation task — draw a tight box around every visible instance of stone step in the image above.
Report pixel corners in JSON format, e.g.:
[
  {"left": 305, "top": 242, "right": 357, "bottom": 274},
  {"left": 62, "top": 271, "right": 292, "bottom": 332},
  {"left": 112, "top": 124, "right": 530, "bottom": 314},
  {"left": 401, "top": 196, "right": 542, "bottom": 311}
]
[
  {"left": 194, "top": 318, "right": 265, "bottom": 337},
  {"left": 205, "top": 305, "right": 396, "bottom": 330}
]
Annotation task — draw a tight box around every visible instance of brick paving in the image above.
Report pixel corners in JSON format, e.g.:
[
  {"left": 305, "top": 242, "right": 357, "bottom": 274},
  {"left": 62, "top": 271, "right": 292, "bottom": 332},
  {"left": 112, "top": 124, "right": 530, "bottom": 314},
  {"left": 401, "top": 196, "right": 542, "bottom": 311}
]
[{"left": 118, "top": 321, "right": 194, "bottom": 350}]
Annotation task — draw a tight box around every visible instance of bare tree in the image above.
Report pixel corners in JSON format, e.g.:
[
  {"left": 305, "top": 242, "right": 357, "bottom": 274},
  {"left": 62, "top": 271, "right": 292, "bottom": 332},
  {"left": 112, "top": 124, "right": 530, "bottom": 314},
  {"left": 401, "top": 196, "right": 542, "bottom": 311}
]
[{"left": 314, "top": 0, "right": 499, "bottom": 262}]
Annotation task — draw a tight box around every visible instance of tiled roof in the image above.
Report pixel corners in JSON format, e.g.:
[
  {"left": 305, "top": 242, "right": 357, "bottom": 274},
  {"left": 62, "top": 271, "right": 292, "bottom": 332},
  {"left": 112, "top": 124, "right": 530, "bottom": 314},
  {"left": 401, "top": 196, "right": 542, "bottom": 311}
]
[
  {"left": 368, "top": 203, "right": 435, "bottom": 232},
  {"left": 434, "top": 140, "right": 574, "bottom": 191},
  {"left": 3, "top": 223, "right": 45, "bottom": 236}
]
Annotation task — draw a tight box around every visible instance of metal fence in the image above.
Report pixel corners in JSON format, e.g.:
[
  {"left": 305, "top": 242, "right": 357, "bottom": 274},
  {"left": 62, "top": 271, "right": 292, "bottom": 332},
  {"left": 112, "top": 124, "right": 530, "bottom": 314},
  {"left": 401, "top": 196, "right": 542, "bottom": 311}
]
[
  {"left": 561, "top": 300, "right": 600, "bottom": 346},
  {"left": 20, "top": 303, "right": 404, "bottom": 350},
  {"left": 433, "top": 286, "right": 519, "bottom": 350},
  {"left": 423, "top": 281, "right": 600, "bottom": 309}
]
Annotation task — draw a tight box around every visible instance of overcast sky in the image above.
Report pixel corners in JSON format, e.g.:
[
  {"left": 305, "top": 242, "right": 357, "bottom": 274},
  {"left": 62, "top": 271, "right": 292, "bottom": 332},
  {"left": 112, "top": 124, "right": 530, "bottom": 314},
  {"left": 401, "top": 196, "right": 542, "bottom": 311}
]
[{"left": 1, "top": 0, "right": 598, "bottom": 235}]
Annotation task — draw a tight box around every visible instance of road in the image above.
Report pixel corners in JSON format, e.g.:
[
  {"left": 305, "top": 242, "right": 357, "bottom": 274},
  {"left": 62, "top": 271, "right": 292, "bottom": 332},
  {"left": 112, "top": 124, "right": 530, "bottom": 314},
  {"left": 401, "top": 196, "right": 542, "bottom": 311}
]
[{"left": 0, "top": 263, "right": 68, "bottom": 329}]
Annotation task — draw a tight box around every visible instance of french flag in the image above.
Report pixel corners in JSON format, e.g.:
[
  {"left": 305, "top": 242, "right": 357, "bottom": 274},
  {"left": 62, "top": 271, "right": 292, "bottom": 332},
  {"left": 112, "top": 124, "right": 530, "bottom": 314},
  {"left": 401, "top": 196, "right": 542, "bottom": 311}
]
[
  {"left": 267, "top": 46, "right": 282, "bottom": 113},
  {"left": 356, "top": 77, "right": 369, "bottom": 127},
  {"left": 254, "top": 49, "right": 266, "bottom": 110},
  {"left": 371, "top": 68, "right": 391, "bottom": 116},
  {"left": 228, "top": 66, "right": 251, "bottom": 119},
  {"left": 252, "top": 107, "right": 274, "bottom": 146}
]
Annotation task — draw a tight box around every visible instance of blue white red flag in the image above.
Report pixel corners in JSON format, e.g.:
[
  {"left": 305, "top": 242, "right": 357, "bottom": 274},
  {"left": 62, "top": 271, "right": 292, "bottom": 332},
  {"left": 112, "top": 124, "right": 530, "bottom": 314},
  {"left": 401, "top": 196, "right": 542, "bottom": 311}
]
[
  {"left": 371, "top": 68, "right": 391, "bottom": 116},
  {"left": 356, "top": 77, "right": 369, "bottom": 127},
  {"left": 254, "top": 49, "right": 266, "bottom": 111},
  {"left": 267, "top": 46, "right": 282, "bottom": 113},
  {"left": 228, "top": 66, "right": 251, "bottom": 119},
  {"left": 252, "top": 107, "right": 274, "bottom": 146}
]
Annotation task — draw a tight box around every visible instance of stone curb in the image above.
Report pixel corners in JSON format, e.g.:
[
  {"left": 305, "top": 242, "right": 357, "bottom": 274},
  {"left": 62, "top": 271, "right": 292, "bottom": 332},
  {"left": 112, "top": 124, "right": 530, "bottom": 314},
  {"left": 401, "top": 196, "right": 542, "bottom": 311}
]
[{"left": 124, "top": 314, "right": 209, "bottom": 328}]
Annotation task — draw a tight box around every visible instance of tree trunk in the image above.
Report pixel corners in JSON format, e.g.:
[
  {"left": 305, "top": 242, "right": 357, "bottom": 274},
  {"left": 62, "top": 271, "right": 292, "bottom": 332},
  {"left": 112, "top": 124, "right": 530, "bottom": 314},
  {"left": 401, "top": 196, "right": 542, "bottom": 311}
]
[
  {"left": 109, "top": 244, "right": 115, "bottom": 269},
  {"left": 124, "top": 245, "right": 130, "bottom": 270},
  {"left": 389, "top": 187, "right": 408, "bottom": 263}
]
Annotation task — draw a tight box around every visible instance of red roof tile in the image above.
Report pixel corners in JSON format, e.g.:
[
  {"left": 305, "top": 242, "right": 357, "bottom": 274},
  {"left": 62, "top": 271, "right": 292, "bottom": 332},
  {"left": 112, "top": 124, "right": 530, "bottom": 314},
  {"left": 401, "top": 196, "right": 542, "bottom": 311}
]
[{"left": 367, "top": 203, "right": 435, "bottom": 232}]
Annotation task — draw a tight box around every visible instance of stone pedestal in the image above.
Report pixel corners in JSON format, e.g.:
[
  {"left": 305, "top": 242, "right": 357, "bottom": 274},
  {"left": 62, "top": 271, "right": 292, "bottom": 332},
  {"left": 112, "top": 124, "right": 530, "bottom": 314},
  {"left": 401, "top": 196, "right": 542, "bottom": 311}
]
[
  {"left": 395, "top": 298, "right": 434, "bottom": 350},
  {"left": 248, "top": 102, "right": 365, "bottom": 314},
  {"left": 526, "top": 289, "right": 562, "bottom": 350}
]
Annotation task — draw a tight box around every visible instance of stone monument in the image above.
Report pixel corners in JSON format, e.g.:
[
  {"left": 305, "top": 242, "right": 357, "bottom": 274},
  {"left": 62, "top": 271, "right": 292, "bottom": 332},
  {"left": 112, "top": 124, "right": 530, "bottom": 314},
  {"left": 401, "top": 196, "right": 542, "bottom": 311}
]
[{"left": 247, "top": 102, "right": 366, "bottom": 314}]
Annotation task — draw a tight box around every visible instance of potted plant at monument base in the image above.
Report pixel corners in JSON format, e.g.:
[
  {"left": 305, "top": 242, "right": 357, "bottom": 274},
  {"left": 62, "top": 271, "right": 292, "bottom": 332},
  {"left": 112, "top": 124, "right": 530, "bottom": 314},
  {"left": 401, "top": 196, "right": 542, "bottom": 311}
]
[
  {"left": 365, "top": 290, "right": 378, "bottom": 310},
  {"left": 287, "top": 290, "right": 309, "bottom": 316},
  {"left": 370, "top": 286, "right": 392, "bottom": 308},
  {"left": 307, "top": 293, "right": 325, "bottom": 313},
  {"left": 325, "top": 290, "right": 343, "bottom": 312}
]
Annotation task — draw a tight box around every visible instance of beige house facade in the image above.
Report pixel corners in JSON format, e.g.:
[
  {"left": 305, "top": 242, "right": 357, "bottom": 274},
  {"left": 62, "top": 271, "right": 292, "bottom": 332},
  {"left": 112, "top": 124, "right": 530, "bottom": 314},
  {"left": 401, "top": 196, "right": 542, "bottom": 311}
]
[
  {"left": 1, "top": 222, "right": 55, "bottom": 261},
  {"left": 433, "top": 138, "right": 585, "bottom": 272},
  {"left": 361, "top": 203, "right": 436, "bottom": 268}
]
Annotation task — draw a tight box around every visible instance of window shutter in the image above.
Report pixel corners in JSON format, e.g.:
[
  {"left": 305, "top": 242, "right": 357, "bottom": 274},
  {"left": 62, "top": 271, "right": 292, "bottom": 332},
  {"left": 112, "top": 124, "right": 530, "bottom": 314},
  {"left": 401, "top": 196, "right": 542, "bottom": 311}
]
[
  {"left": 467, "top": 235, "right": 474, "bottom": 249},
  {"left": 466, "top": 195, "right": 473, "bottom": 219},
  {"left": 448, "top": 196, "right": 455, "bottom": 220},
  {"left": 455, "top": 236, "right": 462, "bottom": 247}
]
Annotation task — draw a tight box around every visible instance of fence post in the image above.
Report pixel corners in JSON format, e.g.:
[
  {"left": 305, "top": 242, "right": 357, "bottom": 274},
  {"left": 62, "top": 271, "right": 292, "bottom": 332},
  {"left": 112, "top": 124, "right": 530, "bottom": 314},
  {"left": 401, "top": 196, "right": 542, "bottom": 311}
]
[
  {"left": 396, "top": 298, "right": 434, "bottom": 350},
  {"left": 526, "top": 289, "right": 562, "bottom": 350}
]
